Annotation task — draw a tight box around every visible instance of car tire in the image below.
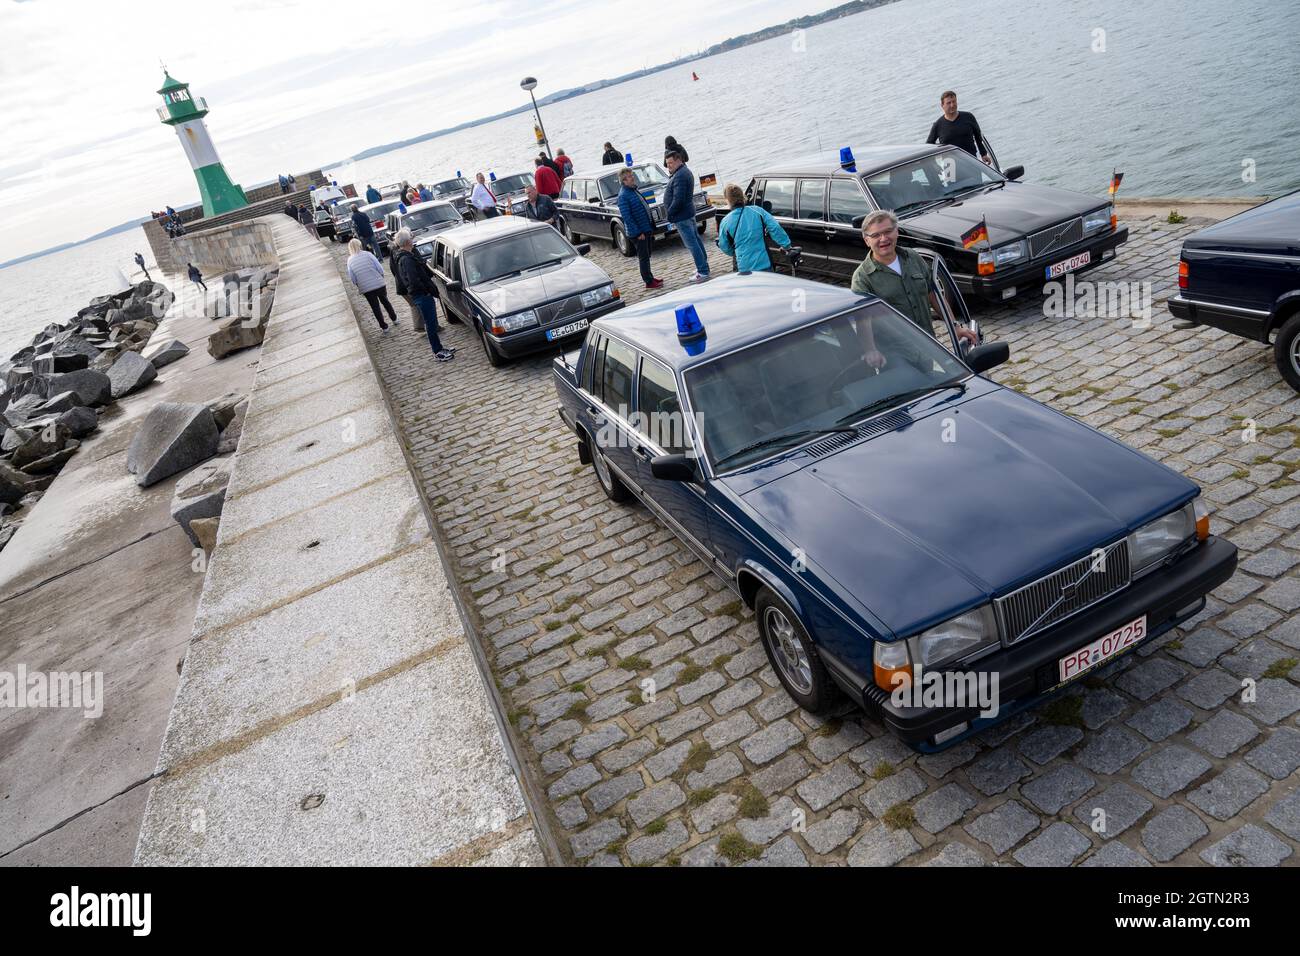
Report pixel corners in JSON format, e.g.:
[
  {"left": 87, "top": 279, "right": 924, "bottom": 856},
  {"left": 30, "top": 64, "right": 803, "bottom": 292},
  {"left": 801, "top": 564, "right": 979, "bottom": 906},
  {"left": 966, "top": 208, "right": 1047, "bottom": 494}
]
[
  {"left": 613, "top": 222, "right": 634, "bottom": 258},
  {"left": 563, "top": 217, "right": 579, "bottom": 243},
  {"left": 478, "top": 321, "right": 506, "bottom": 368},
  {"left": 755, "top": 587, "right": 839, "bottom": 714},
  {"left": 697, "top": 219, "right": 709, "bottom": 236},
  {"left": 1273, "top": 313, "right": 1300, "bottom": 393},
  {"left": 588, "top": 434, "right": 632, "bottom": 502}
]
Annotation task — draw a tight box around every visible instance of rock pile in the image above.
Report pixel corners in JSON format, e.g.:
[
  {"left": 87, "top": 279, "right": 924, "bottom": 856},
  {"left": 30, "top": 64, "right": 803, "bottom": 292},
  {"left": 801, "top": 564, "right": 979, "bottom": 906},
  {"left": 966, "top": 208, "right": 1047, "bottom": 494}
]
[
  {"left": 207, "top": 268, "right": 279, "bottom": 360},
  {"left": 0, "top": 279, "right": 174, "bottom": 553}
]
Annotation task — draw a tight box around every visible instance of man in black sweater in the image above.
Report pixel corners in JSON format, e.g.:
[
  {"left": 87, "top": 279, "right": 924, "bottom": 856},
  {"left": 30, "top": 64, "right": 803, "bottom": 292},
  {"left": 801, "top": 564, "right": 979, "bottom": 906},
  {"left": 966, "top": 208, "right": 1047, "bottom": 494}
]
[
  {"left": 393, "top": 230, "right": 454, "bottom": 362},
  {"left": 926, "top": 91, "right": 991, "bottom": 166}
]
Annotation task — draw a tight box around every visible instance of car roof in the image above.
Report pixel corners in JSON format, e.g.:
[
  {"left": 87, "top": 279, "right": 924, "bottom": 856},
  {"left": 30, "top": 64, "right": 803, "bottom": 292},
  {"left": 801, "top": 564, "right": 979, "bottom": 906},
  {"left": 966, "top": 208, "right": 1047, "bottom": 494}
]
[
  {"left": 750, "top": 144, "right": 953, "bottom": 179},
  {"left": 393, "top": 200, "right": 456, "bottom": 214},
  {"left": 592, "top": 272, "right": 873, "bottom": 371},
  {"left": 360, "top": 199, "right": 402, "bottom": 212},
  {"left": 568, "top": 161, "right": 664, "bottom": 181},
  {"left": 1186, "top": 188, "right": 1300, "bottom": 247},
  {"left": 436, "top": 215, "right": 547, "bottom": 248}
]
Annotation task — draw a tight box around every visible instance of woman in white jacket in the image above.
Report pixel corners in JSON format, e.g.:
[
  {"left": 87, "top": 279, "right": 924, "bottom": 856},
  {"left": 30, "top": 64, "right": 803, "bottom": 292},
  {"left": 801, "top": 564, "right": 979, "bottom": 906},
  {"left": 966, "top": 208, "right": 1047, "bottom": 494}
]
[{"left": 345, "top": 238, "right": 399, "bottom": 332}]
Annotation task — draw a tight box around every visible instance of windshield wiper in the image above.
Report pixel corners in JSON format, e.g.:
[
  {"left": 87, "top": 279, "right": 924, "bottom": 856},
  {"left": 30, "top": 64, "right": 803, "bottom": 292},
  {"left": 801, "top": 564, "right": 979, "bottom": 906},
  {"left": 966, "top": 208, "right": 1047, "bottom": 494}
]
[
  {"left": 894, "top": 198, "right": 947, "bottom": 216},
  {"left": 523, "top": 258, "right": 564, "bottom": 272},
  {"left": 834, "top": 380, "right": 967, "bottom": 426},
  {"left": 716, "top": 427, "right": 856, "bottom": 469}
]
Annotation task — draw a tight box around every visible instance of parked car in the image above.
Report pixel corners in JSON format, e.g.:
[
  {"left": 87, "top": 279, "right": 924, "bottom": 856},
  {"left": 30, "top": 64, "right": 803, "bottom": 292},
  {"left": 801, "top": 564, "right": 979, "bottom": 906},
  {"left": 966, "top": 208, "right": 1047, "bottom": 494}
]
[
  {"left": 427, "top": 216, "right": 624, "bottom": 367},
  {"left": 384, "top": 200, "right": 464, "bottom": 260},
  {"left": 330, "top": 197, "right": 367, "bottom": 242},
  {"left": 358, "top": 198, "right": 404, "bottom": 255},
  {"left": 743, "top": 145, "right": 1129, "bottom": 303},
  {"left": 551, "top": 272, "right": 1236, "bottom": 750},
  {"left": 425, "top": 176, "right": 475, "bottom": 216},
  {"left": 312, "top": 207, "right": 336, "bottom": 240},
  {"left": 378, "top": 182, "right": 404, "bottom": 199},
  {"left": 555, "top": 161, "right": 713, "bottom": 256},
  {"left": 1167, "top": 190, "right": 1300, "bottom": 390},
  {"left": 485, "top": 171, "right": 539, "bottom": 218}
]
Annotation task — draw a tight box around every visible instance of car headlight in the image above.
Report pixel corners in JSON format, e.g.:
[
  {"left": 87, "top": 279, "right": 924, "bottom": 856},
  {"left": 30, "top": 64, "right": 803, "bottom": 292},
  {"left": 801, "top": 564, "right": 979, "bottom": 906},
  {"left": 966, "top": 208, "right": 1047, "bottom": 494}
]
[
  {"left": 694, "top": 192, "right": 709, "bottom": 208},
  {"left": 1128, "top": 503, "right": 1197, "bottom": 577},
  {"left": 991, "top": 240, "right": 1027, "bottom": 267},
  {"left": 910, "top": 604, "right": 1000, "bottom": 669},
  {"left": 581, "top": 284, "right": 615, "bottom": 308},
  {"left": 491, "top": 309, "right": 538, "bottom": 334},
  {"left": 1083, "top": 205, "right": 1112, "bottom": 233}
]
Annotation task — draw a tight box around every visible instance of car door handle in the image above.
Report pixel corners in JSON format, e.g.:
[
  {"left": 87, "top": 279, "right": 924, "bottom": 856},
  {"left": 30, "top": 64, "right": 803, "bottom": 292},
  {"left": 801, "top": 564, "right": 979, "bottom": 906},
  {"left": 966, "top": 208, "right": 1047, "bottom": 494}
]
[
  {"left": 585, "top": 403, "right": 599, "bottom": 415},
  {"left": 633, "top": 445, "right": 652, "bottom": 462}
]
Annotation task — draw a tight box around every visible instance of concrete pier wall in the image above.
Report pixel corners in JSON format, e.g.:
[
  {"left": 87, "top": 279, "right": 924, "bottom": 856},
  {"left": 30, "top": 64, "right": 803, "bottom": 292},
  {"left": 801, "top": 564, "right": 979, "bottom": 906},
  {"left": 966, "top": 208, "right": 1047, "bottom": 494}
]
[
  {"left": 152, "top": 219, "right": 280, "bottom": 276},
  {"left": 134, "top": 216, "right": 543, "bottom": 865}
]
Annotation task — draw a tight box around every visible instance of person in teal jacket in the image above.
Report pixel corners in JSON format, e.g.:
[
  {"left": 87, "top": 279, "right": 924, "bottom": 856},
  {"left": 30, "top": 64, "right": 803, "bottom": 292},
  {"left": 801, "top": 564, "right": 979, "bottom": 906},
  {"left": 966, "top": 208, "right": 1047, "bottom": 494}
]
[{"left": 716, "top": 183, "right": 792, "bottom": 272}]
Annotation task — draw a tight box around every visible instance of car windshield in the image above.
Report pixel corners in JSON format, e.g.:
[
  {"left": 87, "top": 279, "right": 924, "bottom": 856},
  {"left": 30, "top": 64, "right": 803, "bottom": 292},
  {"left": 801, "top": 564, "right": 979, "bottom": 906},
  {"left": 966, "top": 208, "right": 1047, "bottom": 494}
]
[
  {"left": 864, "top": 150, "right": 1003, "bottom": 213},
  {"left": 404, "top": 207, "right": 459, "bottom": 230},
  {"left": 363, "top": 201, "right": 401, "bottom": 221},
  {"left": 493, "top": 174, "right": 534, "bottom": 195},
  {"left": 430, "top": 178, "right": 470, "bottom": 196},
  {"left": 684, "top": 303, "right": 969, "bottom": 471},
  {"left": 464, "top": 229, "right": 575, "bottom": 284},
  {"left": 599, "top": 164, "right": 669, "bottom": 198}
]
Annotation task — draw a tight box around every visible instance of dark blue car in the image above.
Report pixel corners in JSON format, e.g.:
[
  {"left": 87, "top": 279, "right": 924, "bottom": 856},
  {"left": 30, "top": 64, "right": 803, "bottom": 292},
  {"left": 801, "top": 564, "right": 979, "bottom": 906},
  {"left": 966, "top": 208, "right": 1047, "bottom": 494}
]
[
  {"left": 553, "top": 273, "right": 1237, "bottom": 750},
  {"left": 1168, "top": 189, "right": 1300, "bottom": 390}
]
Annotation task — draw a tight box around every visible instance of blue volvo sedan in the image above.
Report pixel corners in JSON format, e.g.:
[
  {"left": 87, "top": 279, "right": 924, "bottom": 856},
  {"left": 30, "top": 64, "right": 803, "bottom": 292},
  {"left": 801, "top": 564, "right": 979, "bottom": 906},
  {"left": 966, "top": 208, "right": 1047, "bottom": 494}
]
[
  {"left": 1167, "top": 189, "right": 1300, "bottom": 391},
  {"left": 553, "top": 274, "right": 1237, "bottom": 750}
]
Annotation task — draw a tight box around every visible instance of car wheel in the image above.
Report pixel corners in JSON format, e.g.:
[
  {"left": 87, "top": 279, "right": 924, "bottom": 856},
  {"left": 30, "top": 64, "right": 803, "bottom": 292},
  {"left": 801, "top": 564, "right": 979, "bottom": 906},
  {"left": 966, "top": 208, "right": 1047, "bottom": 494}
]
[
  {"left": 1273, "top": 313, "right": 1300, "bottom": 393},
  {"left": 588, "top": 437, "right": 631, "bottom": 502},
  {"left": 755, "top": 587, "right": 839, "bottom": 714},
  {"left": 563, "top": 217, "right": 579, "bottom": 243},
  {"left": 612, "top": 222, "right": 634, "bottom": 257},
  {"left": 697, "top": 219, "right": 709, "bottom": 236},
  {"left": 478, "top": 321, "right": 506, "bottom": 368}
]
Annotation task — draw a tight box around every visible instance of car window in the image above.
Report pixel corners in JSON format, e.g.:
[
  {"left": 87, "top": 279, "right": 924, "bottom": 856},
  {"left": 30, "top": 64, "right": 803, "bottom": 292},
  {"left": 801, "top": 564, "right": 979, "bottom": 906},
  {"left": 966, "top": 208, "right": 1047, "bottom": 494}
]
[
  {"left": 600, "top": 337, "right": 636, "bottom": 417},
  {"left": 684, "top": 303, "right": 968, "bottom": 471},
  {"left": 597, "top": 176, "right": 619, "bottom": 200},
  {"left": 560, "top": 181, "right": 578, "bottom": 200},
  {"left": 829, "top": 179, "right": 872, "bottom": 225},
  {"left": 432, "top": 241, "right": 445, "bottom": 272},
  {"left": 798, "top": 179, "right": 827, "bottom": 220},
  {"left": 585, "top": 333, "right": 603, "bottom": 393},
  {"left": 865, "top": 150, "right": 1002, "bottom": 213},
  {"left": 464, "top": 229, "right": 575, "bottom": 284},
  {"left": 637, "top": 358, "right": 688, "bottom": 454},
  {"left": 761, "top": 179, "right": 796, "bottom": 218}
]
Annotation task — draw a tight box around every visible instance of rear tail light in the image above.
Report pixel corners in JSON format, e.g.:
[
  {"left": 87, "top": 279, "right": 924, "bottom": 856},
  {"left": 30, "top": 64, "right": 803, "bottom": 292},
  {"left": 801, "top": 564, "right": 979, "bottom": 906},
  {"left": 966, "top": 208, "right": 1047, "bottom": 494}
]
[{"left": 1178, "top": 259, "right": 1189, "bottom": 290}]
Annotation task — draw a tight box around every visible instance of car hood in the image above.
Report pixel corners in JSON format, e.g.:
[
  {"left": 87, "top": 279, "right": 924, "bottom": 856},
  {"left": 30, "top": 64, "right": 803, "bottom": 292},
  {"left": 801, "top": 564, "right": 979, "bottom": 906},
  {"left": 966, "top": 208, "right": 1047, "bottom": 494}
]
[
  {"left": 737, "top": 387, "right": 1196, "bottom": 637},
  {"left": 413, "top": 220, "right": 461, "bottom": 242},
  {"left": 469, "top": 256, "right": 611, "bottom": 314},
  {"left": 904, "top": 182, "right": 1108, "bottom": 246}
]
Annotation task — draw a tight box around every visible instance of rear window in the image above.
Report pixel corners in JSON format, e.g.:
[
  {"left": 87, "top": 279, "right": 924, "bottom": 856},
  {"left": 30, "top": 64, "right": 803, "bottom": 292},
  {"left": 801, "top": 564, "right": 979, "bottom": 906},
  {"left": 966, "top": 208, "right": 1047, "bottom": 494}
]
[
  {"left": 760, "top": 179, "right": 796, "bottom": 218},
  {"left": 600, "top": 337, "right": 636, "bottom": 416}
]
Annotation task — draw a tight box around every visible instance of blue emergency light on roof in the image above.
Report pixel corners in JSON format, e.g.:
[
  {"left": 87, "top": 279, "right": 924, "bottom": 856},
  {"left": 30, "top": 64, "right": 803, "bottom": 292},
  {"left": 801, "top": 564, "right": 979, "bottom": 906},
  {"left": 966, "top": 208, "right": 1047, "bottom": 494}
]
[
  {"left": 309, "top": 185, "right": 315, "bottom": 191},
  {"left": 676, "top": 304, "right": 705, "bottom": 344},
  {"left": 456, "top": 170, "right": 462, "bottom": 177},
  {"left": 839, "top": 147, "right": 856, "bottom": 173},
  {"left": 625, "top": 153, "right": 633, "bottom": 166},
  {"left": 489, "top": 172, "right": 497, "bottom": 181},
  {"left": 398, "top": 202, "right": 407, "bottom": 213}
]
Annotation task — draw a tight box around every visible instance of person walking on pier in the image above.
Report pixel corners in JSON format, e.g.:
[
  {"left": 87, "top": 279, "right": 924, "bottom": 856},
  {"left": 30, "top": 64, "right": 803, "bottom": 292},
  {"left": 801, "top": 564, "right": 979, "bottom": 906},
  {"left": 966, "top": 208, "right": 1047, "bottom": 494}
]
[
  {"left": 346, "top": 238, "right": 400, "bottom": 333},
  {"left": 663, "top": 149, "right": 709, "bottom": 282},
  {"left": 664, "top": 136, "right": 689, "bottom": 163},
  {"left": 554, "top": 149, "right": 574, "bottom": 178},
  {"left": 350, "top": 206, "right": 381, "bottom": 256},
  {"left": 533, "top": 158, "right": 562, "bottom": 199},
  {"left": 394, "top": 232, "right": 454, "bottom": 362},
  {"left": 470, "top": 173, "right": 499, "bottom": 218},
  {"left": 298, "top": 203, "right": 317, "bottom": 239},
  {"left": 617, "top": 167, "right": 662, "bottom": 289},
  {"left": 134, "top": 252, "right": 151, "bottom": 281},
  {"left": 601, "top": 142, "right": 623, "bottom": 165},
  {"left": 365, "top": 184, "right": 382, "bottom": 204},
  {"left": 278, "top": 174, "right": 288, "bottom": 194},
  {"left": 926, "top": 90, "right": 992, "bottom": 165},
  {"left": 186, "top": 263, "right": 207, "bottom": 292},
  {"left": 389, "top": 232, "right": 425, "bottom": 333},
  {"left": 716, "top": 183, "right": 792, "bottom": 273}
]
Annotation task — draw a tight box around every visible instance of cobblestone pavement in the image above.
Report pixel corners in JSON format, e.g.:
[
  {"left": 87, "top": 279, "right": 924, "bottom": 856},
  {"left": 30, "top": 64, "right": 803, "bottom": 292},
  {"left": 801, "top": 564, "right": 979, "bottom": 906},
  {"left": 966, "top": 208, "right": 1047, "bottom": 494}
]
[{"left": 327, "top": 217, "right": 1300, "bottom": 867}]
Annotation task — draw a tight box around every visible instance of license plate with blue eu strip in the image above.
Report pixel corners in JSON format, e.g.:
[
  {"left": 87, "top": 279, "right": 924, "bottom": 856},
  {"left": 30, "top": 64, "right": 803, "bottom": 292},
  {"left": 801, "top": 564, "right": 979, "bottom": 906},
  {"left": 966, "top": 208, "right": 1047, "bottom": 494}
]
[{"left": 547, "top": 318, "right": 589, "bottom": 341}]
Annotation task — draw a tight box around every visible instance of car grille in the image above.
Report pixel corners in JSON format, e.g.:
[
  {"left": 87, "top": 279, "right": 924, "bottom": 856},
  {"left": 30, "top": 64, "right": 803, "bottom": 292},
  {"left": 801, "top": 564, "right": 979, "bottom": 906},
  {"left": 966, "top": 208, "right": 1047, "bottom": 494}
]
[
  {"left": 996, "top": 540, "right": 1131, "bottom": 645},
  {"left": 1028, "top": 217, "right": 1083, "bottom": 259},
  {"left": 537, "top": 295, "right": 584, "bottom": 325}
]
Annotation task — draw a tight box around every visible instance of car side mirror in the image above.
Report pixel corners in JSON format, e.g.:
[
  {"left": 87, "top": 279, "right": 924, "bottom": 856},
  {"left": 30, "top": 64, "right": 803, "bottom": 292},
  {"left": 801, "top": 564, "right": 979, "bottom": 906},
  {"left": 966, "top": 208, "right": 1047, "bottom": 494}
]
[
  {"left": 851, "top": 215, "right": 867, "bottom": 229},
  {"left": 445, "top": 279, "right": 463, "bottom": 292},
  {"left": 1003, "top": 165, "right": 1024, "bottom": 181},
  {"left": 966, "top": 341, "right": 1010, "bottom": 374},
  {"left": 590, "top": 198, "right": 602, "bottom": 205},
  {"left": 575, "top": 243, "right": 591, "bottom": 256},
  {"left": 761, "top": 200, "right": 773, "bottom": 213},
  {"left": 650, "top": 453, "right": 697, "bottom": 483}
]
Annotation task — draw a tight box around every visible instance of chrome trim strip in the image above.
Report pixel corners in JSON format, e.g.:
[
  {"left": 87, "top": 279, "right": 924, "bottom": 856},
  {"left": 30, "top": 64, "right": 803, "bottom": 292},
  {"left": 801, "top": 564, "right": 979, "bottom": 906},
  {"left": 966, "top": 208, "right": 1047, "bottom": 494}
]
[
  {"left": 1168, "top": 295, "right": 1271, "bottom": 318},
  {"left": 1188, "top": 249, "right": 1300, "bottom": 265}
]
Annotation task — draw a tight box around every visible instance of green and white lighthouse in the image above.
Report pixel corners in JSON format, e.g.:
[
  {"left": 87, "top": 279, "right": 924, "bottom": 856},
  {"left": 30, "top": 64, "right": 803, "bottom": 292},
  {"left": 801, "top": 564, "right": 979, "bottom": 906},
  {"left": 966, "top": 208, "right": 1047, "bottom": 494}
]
[{"left": 156, "top": 71, "right": 248, "bottom": 217}]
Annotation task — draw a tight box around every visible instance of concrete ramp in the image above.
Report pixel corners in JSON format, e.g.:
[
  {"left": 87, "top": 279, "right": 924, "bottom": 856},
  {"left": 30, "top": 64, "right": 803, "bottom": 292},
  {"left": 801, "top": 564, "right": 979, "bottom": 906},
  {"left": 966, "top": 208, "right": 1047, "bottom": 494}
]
[{"left": 134, "top": 218, "right": 542, "bottom": 865}]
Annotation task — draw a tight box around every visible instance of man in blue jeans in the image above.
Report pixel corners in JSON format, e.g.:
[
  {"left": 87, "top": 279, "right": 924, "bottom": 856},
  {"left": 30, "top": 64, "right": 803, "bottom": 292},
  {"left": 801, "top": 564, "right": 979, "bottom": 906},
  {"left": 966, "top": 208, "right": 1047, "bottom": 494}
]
[
  {"left": 663, "top": 149, "right": 709, "bottom": 282},
  {"left": 394, "top": 231, "right": 454, "bottom": 362}
]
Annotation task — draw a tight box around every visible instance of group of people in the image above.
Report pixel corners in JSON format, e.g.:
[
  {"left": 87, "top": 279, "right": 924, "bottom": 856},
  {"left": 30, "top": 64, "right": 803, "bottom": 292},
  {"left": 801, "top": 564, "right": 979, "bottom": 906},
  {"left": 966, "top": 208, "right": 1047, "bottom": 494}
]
[
  {"left": 344, "top": 231, "right": 454, "bottom": 363},
  {"left": 277, "top": 173, "right": 297, "bottom": 194},
  {"left": 152, "top": 207, "right": 186, "bottom": 239}
]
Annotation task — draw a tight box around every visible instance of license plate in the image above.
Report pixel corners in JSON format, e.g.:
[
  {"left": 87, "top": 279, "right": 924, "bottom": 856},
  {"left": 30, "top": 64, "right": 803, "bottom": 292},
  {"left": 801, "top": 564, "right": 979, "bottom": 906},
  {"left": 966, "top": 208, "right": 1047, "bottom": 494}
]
[
  {"left": 546, "top": 318, "right": 589, "bottom": 341},
  {"left": 663, "top": 222, "right": 676, "bottom": 232},
  {"left": 1058, "top": 615, "right": 1147, "bottom": 684},
  {"left": 1045, "top": 250, "right": 1091, "bottom": 279}
]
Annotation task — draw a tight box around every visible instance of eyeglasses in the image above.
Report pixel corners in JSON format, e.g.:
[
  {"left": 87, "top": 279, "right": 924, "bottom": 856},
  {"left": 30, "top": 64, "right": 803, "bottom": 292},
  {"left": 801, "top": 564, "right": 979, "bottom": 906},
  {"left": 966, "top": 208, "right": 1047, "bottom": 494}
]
[{"left": 865, "top": 227, "right": 897, "bottom": 239}]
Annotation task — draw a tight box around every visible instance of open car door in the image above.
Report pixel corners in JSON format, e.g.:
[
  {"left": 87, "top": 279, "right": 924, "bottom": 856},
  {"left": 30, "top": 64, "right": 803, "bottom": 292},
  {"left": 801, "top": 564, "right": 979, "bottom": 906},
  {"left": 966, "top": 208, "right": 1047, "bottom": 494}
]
[{"left": 910, "top": 249, "right": 981, "bottom": 356}]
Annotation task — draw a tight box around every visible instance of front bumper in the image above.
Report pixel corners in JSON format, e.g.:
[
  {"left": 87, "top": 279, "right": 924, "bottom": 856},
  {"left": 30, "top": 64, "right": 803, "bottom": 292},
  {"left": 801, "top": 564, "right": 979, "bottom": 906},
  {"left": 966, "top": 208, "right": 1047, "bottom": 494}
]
[
  {"left": 654, "top": 207, "right": 713, "bottom": 237},
  {"left": 854, "top": 535, "right": 1237, "bottom": 751},
  {"left": 489, "top": 299, "right": 624, "bottom": 358},
  {"left": 957, "top": 225, "right": 1130, "bottom": 302},
  {"left": 1167, "top": 295, "right": 1270, "bottom": 342}
]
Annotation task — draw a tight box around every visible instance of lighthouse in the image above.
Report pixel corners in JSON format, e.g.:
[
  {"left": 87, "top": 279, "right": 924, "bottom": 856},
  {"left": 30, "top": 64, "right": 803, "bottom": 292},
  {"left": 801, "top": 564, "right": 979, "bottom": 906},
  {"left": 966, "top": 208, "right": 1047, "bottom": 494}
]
[{"left": 156, "top": 72, "right": 248, "bottom": 217}]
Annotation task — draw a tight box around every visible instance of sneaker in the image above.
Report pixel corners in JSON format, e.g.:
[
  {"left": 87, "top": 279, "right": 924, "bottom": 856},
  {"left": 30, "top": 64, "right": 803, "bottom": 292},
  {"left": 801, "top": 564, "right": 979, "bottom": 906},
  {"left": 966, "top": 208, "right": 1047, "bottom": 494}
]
[
  {"left": 691, "top": 273, "right": 710, "bottom": 284},
  {"left": 380, "top": 325, "right": 390, "bottom": 334},
  {"left": 434, "top": 350, "right": 455, "bottom": 362},
  {"left": 646, "top": 278, "right": 664, "bottom": 289}
]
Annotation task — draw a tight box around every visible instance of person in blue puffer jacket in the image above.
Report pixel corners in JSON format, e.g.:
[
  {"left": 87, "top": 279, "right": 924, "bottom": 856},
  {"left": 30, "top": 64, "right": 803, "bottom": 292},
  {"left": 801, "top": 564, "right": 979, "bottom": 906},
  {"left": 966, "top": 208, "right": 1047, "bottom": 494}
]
[
  {"left": 616, "top": 168, "right": 663, "bottom": 289},
  {"left": 716, "top": 183, "right": 792, "bottom": 272}
]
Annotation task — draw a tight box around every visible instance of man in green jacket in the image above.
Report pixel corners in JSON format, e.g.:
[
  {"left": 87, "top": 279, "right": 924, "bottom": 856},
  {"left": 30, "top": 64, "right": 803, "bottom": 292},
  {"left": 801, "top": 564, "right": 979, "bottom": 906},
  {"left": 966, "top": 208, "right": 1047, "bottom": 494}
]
[{"left": 850, "top": 209, "right": 975, "bottom": 367}]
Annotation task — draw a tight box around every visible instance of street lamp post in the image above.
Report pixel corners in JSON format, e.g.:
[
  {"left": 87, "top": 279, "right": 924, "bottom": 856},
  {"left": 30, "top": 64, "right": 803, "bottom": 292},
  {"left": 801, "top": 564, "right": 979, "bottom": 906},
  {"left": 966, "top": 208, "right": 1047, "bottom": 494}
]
[{"left": 520, "top": 76, "right": 553, "bottom": 160}]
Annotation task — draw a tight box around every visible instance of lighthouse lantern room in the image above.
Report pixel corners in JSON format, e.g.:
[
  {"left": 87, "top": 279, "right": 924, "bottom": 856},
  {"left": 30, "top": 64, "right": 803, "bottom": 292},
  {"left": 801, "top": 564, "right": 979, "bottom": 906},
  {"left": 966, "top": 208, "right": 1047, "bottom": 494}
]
[{"left": 156, "top": 72, "right": 248, "bottom": 217}]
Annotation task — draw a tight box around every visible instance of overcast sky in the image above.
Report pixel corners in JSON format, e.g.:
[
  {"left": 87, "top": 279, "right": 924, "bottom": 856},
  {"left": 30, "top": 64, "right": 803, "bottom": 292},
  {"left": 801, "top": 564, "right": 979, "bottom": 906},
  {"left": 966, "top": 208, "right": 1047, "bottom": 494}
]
[{"left": 0, "top": 0, "right": 836, "bottom": 263}]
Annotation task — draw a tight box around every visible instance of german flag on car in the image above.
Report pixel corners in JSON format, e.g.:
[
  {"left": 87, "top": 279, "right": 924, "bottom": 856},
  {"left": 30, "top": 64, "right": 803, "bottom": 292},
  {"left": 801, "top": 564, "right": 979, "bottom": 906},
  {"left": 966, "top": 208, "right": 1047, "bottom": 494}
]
[
  {"left": 960, "top": 218, "right": 989, "bottom": 249},
  {"left": 1109, "top": 171, "right": 1124, "bottom": 195},
  {"left": 699, "top": 173, "right": 717, "bottom": 188}
]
